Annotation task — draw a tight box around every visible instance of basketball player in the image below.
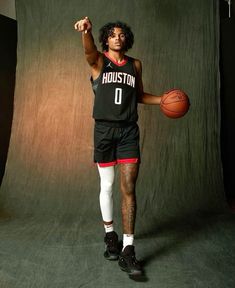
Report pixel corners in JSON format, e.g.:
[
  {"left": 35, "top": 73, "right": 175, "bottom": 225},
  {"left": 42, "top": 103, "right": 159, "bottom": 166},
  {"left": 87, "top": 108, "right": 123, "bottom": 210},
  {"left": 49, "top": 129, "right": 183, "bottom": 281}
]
[{"left": 74, "top": 17, "right": 162, "bottom": 276}]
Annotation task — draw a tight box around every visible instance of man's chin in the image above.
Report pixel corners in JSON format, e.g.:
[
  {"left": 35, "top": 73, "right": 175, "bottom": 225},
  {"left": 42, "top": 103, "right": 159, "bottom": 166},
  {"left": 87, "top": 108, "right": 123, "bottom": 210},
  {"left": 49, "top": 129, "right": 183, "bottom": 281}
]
[{"left": 111, "top": 47, "right": 125, "bottom": 52}]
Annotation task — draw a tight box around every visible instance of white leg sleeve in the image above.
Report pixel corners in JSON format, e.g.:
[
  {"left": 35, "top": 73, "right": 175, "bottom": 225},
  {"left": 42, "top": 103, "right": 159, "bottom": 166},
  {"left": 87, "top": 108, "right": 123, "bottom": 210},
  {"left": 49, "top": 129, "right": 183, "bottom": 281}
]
[{"left": 97, "top": 165, "right": 115, "bottom": 222}]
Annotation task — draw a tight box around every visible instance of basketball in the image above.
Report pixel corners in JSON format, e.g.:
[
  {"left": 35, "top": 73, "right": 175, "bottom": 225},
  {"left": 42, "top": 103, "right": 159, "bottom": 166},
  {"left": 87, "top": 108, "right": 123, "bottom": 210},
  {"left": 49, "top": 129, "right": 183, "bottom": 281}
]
[{"left": 160, "top": 89, "right": 190, "bottom": 119}]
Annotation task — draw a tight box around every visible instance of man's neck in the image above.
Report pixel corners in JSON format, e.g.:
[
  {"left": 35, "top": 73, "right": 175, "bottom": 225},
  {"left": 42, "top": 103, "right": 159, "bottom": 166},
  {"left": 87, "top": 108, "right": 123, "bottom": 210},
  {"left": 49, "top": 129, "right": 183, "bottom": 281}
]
[{"left": 106, "top": 50, "right": 125, "bottom": 63}]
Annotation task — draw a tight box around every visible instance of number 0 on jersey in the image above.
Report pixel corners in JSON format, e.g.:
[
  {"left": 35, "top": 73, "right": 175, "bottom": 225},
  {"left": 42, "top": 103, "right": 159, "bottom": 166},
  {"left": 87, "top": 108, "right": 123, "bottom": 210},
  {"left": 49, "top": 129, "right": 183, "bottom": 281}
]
[{"left": 114, "top": 88, "right": 122, "bottom": 105}]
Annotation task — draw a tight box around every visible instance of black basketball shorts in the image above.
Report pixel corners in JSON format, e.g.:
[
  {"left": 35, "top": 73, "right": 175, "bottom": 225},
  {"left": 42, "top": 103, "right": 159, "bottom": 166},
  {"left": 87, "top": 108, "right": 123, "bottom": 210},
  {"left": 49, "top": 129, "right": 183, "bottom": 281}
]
[{"left": 94, "top": 121, "right": 140, "bottom": 167}]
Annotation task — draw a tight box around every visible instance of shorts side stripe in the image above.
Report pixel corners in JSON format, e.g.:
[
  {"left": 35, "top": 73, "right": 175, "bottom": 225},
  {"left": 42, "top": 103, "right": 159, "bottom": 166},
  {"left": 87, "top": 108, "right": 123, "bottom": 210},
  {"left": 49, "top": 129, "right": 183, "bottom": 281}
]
[
  {"left": 117, "top": 158, "right": 139, "bottom": 164},
  {"left": 98, "top": 161, "right": 117, "bottom": 167}
]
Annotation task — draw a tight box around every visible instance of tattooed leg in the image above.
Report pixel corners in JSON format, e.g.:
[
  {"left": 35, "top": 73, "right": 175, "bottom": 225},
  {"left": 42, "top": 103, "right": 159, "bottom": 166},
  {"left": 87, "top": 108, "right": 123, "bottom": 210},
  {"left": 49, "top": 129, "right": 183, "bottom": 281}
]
[{"left": 120, "top": 163, "right": 139, "bottom": 234}]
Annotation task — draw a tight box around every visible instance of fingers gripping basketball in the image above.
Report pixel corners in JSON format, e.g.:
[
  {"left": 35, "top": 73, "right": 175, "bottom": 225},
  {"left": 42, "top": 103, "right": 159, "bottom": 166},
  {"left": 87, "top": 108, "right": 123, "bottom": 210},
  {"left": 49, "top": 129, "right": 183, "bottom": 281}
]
[{"left": 160, "top": 89, "right": 190, "bottom": 119}]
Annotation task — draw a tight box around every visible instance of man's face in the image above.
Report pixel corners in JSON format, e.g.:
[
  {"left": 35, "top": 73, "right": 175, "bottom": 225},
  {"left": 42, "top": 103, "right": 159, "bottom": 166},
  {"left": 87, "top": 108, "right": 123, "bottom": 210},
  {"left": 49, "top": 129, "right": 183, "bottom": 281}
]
[{"left": 107, "top": 27, "right": 126, "bottom": 51}]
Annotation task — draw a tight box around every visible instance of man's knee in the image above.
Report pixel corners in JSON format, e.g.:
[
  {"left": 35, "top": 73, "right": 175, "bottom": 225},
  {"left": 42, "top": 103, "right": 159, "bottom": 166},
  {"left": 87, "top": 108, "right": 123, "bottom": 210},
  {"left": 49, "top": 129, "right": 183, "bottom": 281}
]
[{"left": 121, "top": 182, "right": 136, "bottom": 197}]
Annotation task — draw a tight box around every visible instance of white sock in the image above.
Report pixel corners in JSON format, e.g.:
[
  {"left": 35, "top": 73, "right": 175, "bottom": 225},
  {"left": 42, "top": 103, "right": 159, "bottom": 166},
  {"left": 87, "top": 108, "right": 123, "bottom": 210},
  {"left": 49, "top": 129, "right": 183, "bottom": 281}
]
[
  {"left": 104, "top": 223, "right": 114, "bottom": 233},
  {"left": 97, "top": 165, "right": 115, "bottom": 226},
  {"left": 123, "top": 234, "right": 134, "bottom": 249}
]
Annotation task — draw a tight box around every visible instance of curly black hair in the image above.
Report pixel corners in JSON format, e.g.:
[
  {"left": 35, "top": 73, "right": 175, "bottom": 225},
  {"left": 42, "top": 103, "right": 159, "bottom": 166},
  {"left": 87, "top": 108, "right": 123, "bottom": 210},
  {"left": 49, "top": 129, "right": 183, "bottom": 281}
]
[{"left": 99, "top": 21, "right": 134, "bottom": 52}]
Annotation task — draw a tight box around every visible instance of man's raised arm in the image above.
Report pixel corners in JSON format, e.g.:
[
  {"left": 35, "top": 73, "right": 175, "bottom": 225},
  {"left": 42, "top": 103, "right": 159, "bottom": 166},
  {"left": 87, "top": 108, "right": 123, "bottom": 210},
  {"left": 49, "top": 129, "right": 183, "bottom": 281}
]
[{"left": 74, "top": 17, "right": 100, "bottom": 68}]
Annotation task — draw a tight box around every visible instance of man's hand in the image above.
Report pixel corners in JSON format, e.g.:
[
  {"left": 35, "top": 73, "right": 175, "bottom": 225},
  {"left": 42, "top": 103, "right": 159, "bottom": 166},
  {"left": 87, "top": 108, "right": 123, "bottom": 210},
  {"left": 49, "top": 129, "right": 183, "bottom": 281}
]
[{"left": 74, "top": 16, "right": 92, "bottom": 33}]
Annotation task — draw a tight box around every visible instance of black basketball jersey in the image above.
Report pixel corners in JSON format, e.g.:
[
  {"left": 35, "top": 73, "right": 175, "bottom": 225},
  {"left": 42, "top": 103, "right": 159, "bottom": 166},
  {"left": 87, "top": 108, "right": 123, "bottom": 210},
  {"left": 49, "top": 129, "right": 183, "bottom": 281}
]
[{"left": 91, "top": 52, "right": 138, "bottom": 123}]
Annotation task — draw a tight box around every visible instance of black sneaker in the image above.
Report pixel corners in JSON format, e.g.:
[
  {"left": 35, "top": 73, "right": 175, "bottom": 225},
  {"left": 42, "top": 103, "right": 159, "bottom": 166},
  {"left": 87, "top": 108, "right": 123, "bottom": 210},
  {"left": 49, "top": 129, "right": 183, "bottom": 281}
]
[
  {"left": 118, "top": 245, "right": 142, "bottom": 276},
  {"left": 104, "top": 231, "right": 119, "bottom": 260}
]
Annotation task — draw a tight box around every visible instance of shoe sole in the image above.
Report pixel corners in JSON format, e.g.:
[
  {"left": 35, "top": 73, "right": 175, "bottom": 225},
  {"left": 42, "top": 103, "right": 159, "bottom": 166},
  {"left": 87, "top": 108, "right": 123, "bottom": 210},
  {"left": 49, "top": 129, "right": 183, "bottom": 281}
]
[
  {"left": 120, "top": 266, "right": 142, "bottom": 276},
  {"left": 104, "top": 252, "right": 119, "bottom": 261}
]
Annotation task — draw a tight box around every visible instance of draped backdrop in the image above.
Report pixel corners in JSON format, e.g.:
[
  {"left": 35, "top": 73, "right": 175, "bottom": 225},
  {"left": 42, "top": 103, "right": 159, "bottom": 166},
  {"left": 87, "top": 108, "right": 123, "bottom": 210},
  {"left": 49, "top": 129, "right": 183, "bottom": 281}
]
[{"left": 0, "top": 0, "right": 226, "bottom": 222}]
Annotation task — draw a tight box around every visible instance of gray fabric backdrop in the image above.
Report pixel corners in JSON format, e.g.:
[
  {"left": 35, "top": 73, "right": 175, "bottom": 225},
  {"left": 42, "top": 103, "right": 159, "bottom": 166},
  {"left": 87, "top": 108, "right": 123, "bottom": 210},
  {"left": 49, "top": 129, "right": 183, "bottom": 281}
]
[
  {"left": 0, "top": 0, "right": 226, "bottom": 222},
  {"left": 1, "top": 2, "right": 234, "bottom": 288}
]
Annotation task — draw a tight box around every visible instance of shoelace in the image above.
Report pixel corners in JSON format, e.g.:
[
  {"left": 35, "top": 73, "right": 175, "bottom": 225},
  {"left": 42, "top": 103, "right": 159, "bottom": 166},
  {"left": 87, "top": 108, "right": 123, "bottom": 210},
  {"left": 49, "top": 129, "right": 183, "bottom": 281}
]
[
  {"left": 124, "top": 255, "right": 139, "bottom": 265},
  {"left": 106, "top": 237, "right": 118, "bottom": 250}
]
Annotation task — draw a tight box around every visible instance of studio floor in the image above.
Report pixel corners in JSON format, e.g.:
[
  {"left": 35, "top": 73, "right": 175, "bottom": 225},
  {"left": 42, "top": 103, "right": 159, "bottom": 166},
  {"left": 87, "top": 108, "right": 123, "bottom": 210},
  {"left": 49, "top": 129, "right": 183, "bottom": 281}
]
[{"left": 0, "top": 211, "right": 234, "bottom": 288}]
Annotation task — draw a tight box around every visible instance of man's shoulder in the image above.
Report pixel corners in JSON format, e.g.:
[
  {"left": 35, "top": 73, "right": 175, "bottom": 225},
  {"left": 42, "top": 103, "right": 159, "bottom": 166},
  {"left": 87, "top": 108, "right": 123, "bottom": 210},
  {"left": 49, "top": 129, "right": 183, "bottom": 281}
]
[
  {"left": 125, "top": 55, "right": 142, "bottom": 67},
  {"left": 131, "top": 58, "right": 142, "bottom": 73},
  {"left": 125, "top": 55, "right": 141, "bottom": 63}
]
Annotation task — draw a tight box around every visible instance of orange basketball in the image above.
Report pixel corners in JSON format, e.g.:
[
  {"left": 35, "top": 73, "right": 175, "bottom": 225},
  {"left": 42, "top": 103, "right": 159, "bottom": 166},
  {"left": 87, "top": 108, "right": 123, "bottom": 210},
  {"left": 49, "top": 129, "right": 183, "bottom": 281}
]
[{"left": 160, "top": 89, "right": 190, "bottom": 119}]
